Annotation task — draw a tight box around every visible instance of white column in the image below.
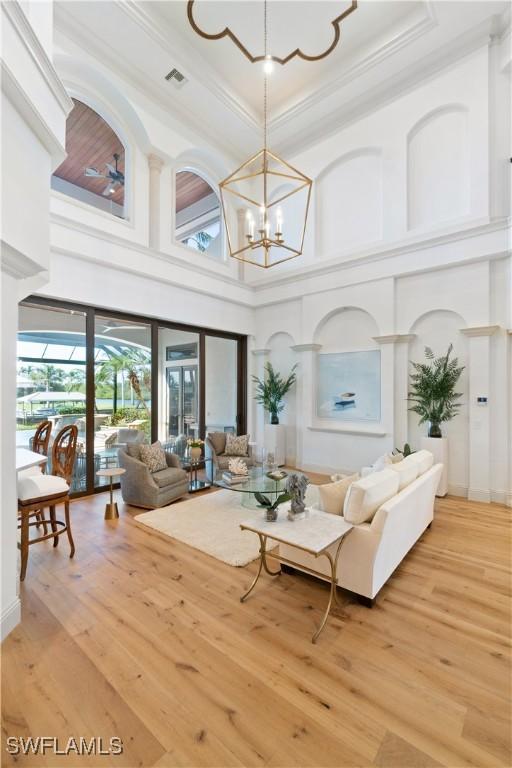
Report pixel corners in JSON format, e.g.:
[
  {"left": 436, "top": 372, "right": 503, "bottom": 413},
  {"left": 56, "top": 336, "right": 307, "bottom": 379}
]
[
  {"left": 373, "top": 334, "right": 416, "bottom": 451},
  {"left": 291, "top": 344, "right": 322, "bottom": 470},
  {"left": 148, "top": 153, "right": 164, "bottom": 250},
  {"left": 461, "top": 325, "right": 500, "bottom": 502},
  {"left": 251, "top": 348, "right": 270, "bottom": 456},
  {"left": 1, "top": 270, "right": 21, "bottom": 640}
]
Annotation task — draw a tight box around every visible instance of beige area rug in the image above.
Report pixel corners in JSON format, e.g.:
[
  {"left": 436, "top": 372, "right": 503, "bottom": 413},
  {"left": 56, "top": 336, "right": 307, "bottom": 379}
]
[{"left": 134, "top": 489, "right": 277, "bottom": 567}]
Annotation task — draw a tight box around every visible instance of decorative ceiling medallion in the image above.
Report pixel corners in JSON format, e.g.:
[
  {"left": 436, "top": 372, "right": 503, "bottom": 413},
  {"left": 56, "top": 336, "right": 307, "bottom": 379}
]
[{"left": 187, "top": 1, "right": 358, "bottom": 66}]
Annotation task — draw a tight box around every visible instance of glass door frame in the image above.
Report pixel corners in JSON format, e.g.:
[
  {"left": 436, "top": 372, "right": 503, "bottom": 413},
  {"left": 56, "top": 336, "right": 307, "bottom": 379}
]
[{"left": 21, "top": 295, "right": 247, "bottom": 497}]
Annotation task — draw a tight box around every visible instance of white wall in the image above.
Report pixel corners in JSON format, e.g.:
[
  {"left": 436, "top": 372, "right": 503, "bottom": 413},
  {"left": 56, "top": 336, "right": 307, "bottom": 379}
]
[{"left": 1, "top": 0, "right": 70, "bottom": 640}]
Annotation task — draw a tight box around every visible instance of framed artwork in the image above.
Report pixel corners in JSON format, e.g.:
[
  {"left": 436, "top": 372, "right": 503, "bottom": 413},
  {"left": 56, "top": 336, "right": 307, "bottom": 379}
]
[{"left": 316, "top": 349, "right": 381, "bottom": 422}]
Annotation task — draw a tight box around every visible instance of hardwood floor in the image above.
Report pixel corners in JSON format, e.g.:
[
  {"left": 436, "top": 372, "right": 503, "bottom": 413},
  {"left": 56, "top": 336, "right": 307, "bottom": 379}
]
[{"left": 2, "top": 482, "right": 510, "bottom": 767}]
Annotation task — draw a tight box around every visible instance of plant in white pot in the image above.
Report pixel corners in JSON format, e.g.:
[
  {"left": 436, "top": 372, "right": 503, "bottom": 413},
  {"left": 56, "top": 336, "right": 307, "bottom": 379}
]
[
  {"left": 408, "top": 344, "right": 464, "bottom": 437},
  {"left": 252, "top": 362, "right": 297, "bottom": 425}
]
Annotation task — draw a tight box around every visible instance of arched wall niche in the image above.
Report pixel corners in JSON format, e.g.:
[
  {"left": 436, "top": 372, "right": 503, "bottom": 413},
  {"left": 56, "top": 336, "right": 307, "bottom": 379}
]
[
  {"left": 407, "top": 309, "right": 469, "bottom": 494},
  {"left": 407, "top": 104, "right": 469, "bottom": 231},
  {"left": 316, "top": 148, "right": 383, "bottom": 259},
  {"left": 313, "top": 306, "right": 380, "bottom": 348}
]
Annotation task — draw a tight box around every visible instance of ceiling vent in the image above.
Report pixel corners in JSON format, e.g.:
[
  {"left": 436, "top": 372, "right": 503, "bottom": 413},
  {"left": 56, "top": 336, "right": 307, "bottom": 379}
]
[{"left": 165, "top": 68, "right": 187, "bottom": 88}]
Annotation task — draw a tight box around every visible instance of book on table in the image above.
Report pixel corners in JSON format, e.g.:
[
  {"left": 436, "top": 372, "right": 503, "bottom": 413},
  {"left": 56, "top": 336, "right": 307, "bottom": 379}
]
[{"left": 222, "top": 472, "right": 248, "bottom": 484}]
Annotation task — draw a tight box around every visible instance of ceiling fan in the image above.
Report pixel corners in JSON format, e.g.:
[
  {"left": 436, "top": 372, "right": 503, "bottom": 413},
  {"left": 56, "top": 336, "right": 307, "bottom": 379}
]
[{"left": 84, "top": 152, "right": 125, "bottom": 196}]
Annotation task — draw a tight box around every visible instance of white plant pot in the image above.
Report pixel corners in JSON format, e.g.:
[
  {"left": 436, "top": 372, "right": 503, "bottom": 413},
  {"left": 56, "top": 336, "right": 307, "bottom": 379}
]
[
  {"left": 264, "top": 423, "right": 286, "bottom": 466},
  {"left": 421, "top": 436, "right": 448, "bottom": 496}
]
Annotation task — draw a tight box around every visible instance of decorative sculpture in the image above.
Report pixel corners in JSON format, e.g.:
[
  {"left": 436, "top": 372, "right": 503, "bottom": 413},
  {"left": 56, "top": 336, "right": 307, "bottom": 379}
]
[
  {"left": 228, "top": 457, "right": 249, "bottom": 476},
  {"left": 285, "top": 473, "right": 309, "bottom": 520}
]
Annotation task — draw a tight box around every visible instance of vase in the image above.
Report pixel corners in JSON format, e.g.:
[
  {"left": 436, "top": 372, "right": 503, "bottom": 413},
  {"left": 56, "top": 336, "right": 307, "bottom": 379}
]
[
  {"left": 428, "top": 422, "right": 442, "bottom": 438},
  {"left": 270, "top": 412, "right": 279, "bottom": 425},
  {"left": 190, "top": 446, "right": 201, "bottom": 462}
]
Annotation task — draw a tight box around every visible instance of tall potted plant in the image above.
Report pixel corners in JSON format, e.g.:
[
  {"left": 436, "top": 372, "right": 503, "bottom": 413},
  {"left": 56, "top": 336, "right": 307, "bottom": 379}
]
[
  {"left": 408, "top": 344, "right": 464, "bottom": 437},
  {"left": 252, "top": 362, "right": 297, "bottom": 425}
]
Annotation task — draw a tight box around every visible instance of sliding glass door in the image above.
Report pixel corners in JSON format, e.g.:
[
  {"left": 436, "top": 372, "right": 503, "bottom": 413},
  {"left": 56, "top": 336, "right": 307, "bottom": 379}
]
[
  {"left": 17, "top": 297, "right": 246, "bottom": 497},
  {"left": 94, "top": 315, "right": 152, "bottom": 488},
  {"left": 17, "top": 302, "right": 87, "bottom": 493}
]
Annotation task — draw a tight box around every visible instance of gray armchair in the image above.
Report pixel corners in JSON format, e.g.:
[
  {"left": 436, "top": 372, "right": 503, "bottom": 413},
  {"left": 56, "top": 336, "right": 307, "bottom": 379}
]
[
  {"left": 118, "top": 445, "right": 188, "bottom": 509},
  {"left": 204, "top": 432, "right": 255, "bottom": 482}
]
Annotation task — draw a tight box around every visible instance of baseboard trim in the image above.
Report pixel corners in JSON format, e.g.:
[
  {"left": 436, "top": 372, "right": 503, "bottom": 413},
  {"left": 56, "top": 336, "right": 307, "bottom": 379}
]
[
  {"left": 447, "top": 484, "right": 467, "bottom": 498},
  {"left": 1, "top": 597, "right": 21, "bottom": 641},
  {"left": 468, "top": 488, "right": 492, "bottom": 503}
]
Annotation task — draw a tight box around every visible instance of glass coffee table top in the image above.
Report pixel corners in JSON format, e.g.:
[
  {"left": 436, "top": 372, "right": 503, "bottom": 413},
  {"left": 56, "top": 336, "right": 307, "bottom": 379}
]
[{"left": 214, "top": 466, "right": 297, "bottom": 494}]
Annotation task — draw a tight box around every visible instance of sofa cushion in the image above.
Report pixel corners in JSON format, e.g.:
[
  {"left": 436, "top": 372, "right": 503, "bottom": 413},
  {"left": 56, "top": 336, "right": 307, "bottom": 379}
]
[
  {"left": 126, "top": 442, "right": 142, "bottom": 460},
  {"left": 408, "top": 449, "right": 434, "bottom": 475},
  {"left": 18, "top": 473, "right": 69, "bottom": 502},
  {"left": 208, "top": 432, "right": 226, "bottom": 455},
  {"left": 140, "top": 441, "right": 167, "bottom": 473},
  {"left": 152, "top": 466, "right": 187, "bottom": 488},
  {"left": 225, "top": 433, "right": 249, "bottom": 456},
  {"left": 343, "top": 468, "right": 399, "bottom": 525},
  {"left": 318, "top": 473, "right": 359, "bottom": 515},
  {"left": 389, "top": 455, "right": 419, "bottom": 490}
]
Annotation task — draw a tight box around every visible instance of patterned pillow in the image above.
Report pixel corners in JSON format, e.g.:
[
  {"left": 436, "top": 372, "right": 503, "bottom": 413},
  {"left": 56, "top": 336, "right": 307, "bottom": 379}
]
[
  {"left": 225, "top": 434, "right": 249, "bottom": 457},
  {"left": 139, "top": 441, "right": 167, "bottom": 473}
]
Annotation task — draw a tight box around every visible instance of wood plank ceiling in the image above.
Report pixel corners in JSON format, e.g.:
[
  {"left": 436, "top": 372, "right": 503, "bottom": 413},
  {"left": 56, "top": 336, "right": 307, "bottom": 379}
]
[
  {"left": 176, "top": 171, "right": 213, "bottom": 213},
  {"left": 53, "top": 99, "right": 125, "bottom": 206}
]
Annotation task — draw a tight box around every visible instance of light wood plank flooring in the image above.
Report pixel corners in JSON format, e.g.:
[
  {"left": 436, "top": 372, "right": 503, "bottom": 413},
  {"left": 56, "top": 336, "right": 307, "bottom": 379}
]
[{"left": 2, "top": 480, "right": 511, "bottom": 767}]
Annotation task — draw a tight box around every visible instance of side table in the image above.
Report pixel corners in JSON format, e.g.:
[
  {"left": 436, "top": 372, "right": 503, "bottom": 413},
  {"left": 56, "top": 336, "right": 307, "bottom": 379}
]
[{"left": 96, "top": 467, "right": 126, "bottom": 519}]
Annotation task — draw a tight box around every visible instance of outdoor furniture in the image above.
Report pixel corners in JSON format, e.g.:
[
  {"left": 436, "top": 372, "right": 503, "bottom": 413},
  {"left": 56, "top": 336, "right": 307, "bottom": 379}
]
[
  {"left": 96, "top": 467, "right": 126, "bottom": 519},
  {"left": 17, "top": 425, "right": 78, "bottom": 581},
  {"left": 205, "top": 432, "right": 255, "bottom": 483},
  {"left": 118, "top": 446, "right": 188, "bottom": 509}
]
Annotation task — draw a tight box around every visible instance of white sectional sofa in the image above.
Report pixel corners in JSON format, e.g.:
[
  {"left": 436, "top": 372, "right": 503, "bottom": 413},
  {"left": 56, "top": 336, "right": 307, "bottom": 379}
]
[{"left": 279, "top": 451, "right": 443, "bottom": 604}]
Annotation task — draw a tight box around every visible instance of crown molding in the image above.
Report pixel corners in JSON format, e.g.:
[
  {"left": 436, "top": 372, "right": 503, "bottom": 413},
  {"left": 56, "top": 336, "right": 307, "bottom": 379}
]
[
  {"left": 53, "top": 5, "right": 251, "bottom": 163},
  {"left": 276, "top": 16, "right": 494, "bottom": 156},
  {"left": 2, "top": 0, "right": 74, "bottom": 115},
  {"left": 274, "top": 2, "right": 437, "bottom": 134},
  {"left": 1, "top": 61, "right": 67, "bottom": 168},
  {"left": 1, "top": 240, "right": 47, "bottom": 280},
  {"left": 250, "top": 217, "right": 511, "bottom": 296},
  {"left": 373, "top": 334, "right": 416, "bottom": 344},
  {"left": 49, "top": 213, "right": 254, "bottom": 307},
  {"left": 460, "top": 325, "right": 501, "bottom": 337}
]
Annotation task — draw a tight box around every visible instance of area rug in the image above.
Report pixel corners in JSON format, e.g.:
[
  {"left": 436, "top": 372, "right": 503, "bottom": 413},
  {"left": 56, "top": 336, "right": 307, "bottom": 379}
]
[{"left": 133, "top": 489, "right": 277, "bottom": 567}]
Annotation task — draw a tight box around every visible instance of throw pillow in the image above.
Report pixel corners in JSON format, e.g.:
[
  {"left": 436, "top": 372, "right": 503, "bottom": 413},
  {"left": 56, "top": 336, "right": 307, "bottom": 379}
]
[
  {"left": 208, "top": 432, "right": 227, "bottom": 455},
  {"left": 373, "top": 453, "right": 392, "bottom": 472},
  {"left": 139, "top": 441, "right": 167, "bottom": 473},
  {"left": 225, "top": 433, "right": 249, "bottom": 456},
  {"left": 318, "top": 473, "right": 360, "bottom": 515},
  {"left": 343, "top": 468, "right": 400, "bottom": 525}
]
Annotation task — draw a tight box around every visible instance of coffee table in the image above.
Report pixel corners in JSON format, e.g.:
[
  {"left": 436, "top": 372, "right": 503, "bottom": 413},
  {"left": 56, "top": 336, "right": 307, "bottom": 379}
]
[
  {"left": 239, "top": 509, "right": 353, "bottom": 643},
  {"left": 214, "top": 466, "right": 299, "bottom": 508}
]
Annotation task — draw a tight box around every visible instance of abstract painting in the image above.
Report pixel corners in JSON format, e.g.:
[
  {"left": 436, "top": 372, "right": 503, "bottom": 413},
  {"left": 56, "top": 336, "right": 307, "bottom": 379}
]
[{"left": 316, "top": 349, "right": 381, "bottom": 422}]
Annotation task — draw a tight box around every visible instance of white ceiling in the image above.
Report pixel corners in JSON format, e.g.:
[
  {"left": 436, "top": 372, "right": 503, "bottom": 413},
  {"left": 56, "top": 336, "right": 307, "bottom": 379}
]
[{"left": 54, "top": 1, "right": 509, "bottom": 159}]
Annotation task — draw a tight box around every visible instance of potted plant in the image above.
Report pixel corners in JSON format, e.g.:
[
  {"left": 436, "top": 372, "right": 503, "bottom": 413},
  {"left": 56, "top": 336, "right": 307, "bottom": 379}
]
[
  {"left": 408, "top": 344, "right": 464, "bottom": 437},
  {"left": 252, "top": 362, "right": 297, "bottom": 425},
  {"left": 187, "top": 438, "right": 204, "bottom": 462}
]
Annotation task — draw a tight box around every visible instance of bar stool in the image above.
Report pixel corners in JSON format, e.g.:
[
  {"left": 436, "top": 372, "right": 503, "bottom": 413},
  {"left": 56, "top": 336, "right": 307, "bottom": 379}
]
[
  {"left": 18, "top": 420, "right": 52, "bottom": 533},
  {"left": 17, "top": 425, "right": 78, "bottom": 581}
]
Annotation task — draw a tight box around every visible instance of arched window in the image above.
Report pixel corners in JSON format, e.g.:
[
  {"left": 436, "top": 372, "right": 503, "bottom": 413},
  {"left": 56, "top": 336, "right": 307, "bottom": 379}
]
[
  {"left": 175, "top": 170, "right": 221, "bottom": 256},
  {"left": 51, "top": 99, "right": 126, "bottom": 219}
]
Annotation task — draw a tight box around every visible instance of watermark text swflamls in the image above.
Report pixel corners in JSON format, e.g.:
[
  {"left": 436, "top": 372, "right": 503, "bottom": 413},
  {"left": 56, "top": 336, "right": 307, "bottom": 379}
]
[{"left": 6, "top": 736, "right": 123, "bottom": 756}]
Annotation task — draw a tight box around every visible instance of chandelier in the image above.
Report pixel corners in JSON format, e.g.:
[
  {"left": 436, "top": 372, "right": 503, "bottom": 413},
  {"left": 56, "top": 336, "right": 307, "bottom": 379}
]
[{"left": 211, "top": 1, "right": 315, "bottom": 268}]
